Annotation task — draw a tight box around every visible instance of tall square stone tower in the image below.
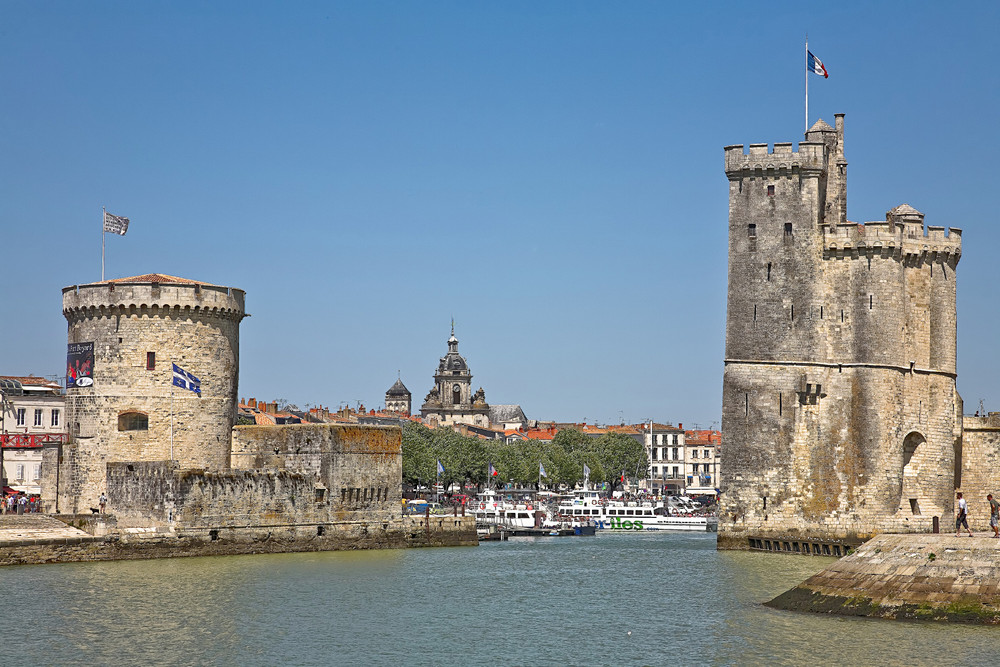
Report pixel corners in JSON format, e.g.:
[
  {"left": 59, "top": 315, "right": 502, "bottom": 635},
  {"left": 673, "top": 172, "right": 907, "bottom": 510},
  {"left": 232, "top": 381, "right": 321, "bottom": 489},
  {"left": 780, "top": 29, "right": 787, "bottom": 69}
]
[{"left": 719, "top": 115, "right": 963, "bottom": 550}]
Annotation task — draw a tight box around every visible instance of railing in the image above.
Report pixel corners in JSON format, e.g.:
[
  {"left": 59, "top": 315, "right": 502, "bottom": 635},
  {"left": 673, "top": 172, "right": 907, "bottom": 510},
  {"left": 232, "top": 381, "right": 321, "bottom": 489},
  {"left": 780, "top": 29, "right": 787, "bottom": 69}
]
[{"left": 1, "top": 433, "right": 69, "bottom": 448}]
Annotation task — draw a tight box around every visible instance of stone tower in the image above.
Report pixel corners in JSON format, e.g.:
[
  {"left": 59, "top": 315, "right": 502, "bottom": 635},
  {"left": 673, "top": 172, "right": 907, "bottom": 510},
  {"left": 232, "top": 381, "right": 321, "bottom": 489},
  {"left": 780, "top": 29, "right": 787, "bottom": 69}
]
[
  {"left": 719, "top": 116, "right": 963, "bottom": 550},
  {"left": 419, "top": 325, "right": 490, "bottom": 427},
  {"left": 385, "top": 377, "right": 411, "bottom": 415},
  {"left": 49, "top": 274, "right": 245, "bottom": 513}
]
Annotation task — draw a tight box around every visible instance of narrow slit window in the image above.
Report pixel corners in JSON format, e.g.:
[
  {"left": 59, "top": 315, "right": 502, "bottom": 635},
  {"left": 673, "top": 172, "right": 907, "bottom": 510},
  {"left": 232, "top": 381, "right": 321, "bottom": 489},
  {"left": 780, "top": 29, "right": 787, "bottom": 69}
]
[
  {"left": 146, "top": 352, "right": 156, "bottom": 370},
  {"left": 767, "top": 263, "right": 772, "bottom": 281},
  {"left": 820, "top": 306, "right": 824, "bottom": 319},
  {"left": 747, "top": 223, "right": 756, "bottom": 238},
  {"left": 869, "top": 295, "right": 873, "bottom": 310},
  {"left": 745, "top": 393, "right": 749, "bottom": 417},
  {"left": 841, "top": 309, "right": 845, "bottom": 322},
  {"left": 784, "top": 222, "right": 792, "bottom": 237},
  {"left": 767, "top": 185, "right": 775, "bottom": 196},
  {"left": 753, "top": 304, "right": 757, "bottom": 322},
  {"left": 779, "top": 393, "right": 783, "bottom": 416},
  {"left": 790, "top": 305, "right": 794, "bottom": 320}
]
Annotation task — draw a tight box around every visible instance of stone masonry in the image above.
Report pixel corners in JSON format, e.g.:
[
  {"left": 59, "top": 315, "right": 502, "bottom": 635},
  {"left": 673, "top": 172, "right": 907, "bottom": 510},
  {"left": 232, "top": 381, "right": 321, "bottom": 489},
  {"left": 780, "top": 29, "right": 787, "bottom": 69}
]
[{"left": 719, "top": 116, "right": 964, "bottom": 549}]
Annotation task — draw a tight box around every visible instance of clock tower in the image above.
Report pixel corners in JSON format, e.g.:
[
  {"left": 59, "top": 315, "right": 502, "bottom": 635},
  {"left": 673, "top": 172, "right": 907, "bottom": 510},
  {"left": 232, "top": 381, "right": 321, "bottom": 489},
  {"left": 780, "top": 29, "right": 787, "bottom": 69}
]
[{"left": 419, "top": 324, "right": 490, "bottom": 427}]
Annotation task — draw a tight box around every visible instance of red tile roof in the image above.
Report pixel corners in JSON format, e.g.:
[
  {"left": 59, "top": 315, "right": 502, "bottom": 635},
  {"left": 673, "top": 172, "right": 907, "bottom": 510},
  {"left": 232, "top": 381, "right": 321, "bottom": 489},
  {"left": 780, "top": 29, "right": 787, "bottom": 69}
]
[{"left": 97, "top": 273, "right": 218, "bottom": 286}]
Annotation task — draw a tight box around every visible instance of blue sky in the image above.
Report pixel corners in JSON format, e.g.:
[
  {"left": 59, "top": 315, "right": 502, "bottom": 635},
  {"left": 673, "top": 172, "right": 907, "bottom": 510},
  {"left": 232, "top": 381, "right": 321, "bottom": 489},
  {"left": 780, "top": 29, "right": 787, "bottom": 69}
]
[{"left": 2, "top": 1, "right": 998, "bottom": 428}]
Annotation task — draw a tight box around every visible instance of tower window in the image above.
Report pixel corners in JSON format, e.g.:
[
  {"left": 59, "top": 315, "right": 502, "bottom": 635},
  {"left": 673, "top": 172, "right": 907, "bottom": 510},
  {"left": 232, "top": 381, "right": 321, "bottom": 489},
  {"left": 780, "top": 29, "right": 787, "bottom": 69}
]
[
  {"left": 747, "top": 224, "right": 756, "bottom": 238},
  {"left": 146, "top": 352, "right": 156, "bottom": 370},
  {"left": 870, "top": 295, "right": 873, "bottom": 310},
  {"left": 118, "top": 412, "right": 149, "bottom": 431},
  {"left": 766, "top": 263, "right": 772, "bottom": 281},
  {"left": 753, "top": 304, "right": 757, "bottom": 322},
  {"left": 784, "top": 223, "right": 793, "bottom": 237},
  {"left": 767, "top": 185, "right": 775, "bottom": 196}
]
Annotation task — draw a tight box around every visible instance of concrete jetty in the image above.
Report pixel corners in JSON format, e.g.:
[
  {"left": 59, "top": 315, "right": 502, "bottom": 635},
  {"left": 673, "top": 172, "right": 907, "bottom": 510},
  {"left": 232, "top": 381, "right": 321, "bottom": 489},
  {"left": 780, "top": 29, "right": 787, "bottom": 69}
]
[{"left": 767, "top": 533, "right": 1000, "bottom": 624}]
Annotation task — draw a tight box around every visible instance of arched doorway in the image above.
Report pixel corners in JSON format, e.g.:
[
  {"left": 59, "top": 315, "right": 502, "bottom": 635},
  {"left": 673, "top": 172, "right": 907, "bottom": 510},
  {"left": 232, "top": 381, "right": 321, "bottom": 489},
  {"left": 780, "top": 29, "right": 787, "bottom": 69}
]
[{"left": 900, "top": 431, "right": 927, "bottom": 515}]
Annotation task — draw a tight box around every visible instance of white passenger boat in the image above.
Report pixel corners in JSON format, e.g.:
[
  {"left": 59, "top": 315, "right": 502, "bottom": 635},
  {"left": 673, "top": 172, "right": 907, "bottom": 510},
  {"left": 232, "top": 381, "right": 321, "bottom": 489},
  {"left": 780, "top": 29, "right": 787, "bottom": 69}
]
[
  {"left": 554, "top": 490, "right": 717, "bottom": 533},
  {"left": 468, "top": 489, "right": 543, "bottom": 532}
]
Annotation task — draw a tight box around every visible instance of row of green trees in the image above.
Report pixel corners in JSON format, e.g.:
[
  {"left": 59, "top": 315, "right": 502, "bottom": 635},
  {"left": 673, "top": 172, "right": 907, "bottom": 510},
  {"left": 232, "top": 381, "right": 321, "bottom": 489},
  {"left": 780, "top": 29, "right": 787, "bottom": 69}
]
[{"left": 401, "top": 421, "right": 648, "bottom": 493}]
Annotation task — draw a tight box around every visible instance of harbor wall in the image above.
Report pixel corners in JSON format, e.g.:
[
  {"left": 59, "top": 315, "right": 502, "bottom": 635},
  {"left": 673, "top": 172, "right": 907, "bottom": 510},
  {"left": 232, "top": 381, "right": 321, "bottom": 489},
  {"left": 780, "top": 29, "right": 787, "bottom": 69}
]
[
  {"left": 767, "top": 533, "right": 1000, "bottom": 623},
  {"left": 0, "top": 515, "right": 477, "bottom": 567}
]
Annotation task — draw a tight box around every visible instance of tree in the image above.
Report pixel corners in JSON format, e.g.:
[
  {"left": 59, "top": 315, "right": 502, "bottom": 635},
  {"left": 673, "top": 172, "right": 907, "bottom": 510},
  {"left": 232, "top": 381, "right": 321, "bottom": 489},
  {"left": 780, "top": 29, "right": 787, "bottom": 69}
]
[{"left": 596, "top": 432, "right": 648, "bottom": 494}]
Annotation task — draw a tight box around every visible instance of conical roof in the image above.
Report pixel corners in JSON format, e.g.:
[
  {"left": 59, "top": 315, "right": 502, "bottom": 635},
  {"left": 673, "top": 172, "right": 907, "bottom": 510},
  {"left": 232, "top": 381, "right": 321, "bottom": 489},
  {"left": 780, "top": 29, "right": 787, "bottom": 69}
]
[
  {"left": 889, "top": 203, "right": 923, "bottom": 217},
  {"left": 807, "top": 119, "right": 835, "bottom": 133},
  {"left": 386, "top": 378, "right": 410, "bottom": 396}
]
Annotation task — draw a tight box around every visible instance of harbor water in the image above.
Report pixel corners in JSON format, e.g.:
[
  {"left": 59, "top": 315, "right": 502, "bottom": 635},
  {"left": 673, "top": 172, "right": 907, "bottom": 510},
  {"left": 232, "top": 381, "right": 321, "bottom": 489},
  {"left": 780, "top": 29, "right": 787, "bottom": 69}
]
[{"left": 3, "top": 532, "right": 996, "bottom": 666}]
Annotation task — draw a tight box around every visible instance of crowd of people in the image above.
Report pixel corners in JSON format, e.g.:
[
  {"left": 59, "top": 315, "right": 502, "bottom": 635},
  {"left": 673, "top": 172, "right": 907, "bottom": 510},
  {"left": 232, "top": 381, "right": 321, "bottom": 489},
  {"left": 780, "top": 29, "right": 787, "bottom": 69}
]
[{"left": 1, "top": 492, "right": 41, "bottom": 515}]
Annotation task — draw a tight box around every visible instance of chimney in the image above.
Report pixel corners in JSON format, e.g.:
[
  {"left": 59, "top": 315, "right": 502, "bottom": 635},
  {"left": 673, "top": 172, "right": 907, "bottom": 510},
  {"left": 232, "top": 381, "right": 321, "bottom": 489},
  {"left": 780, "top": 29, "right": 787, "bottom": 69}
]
[
  {"left": 249, "top": 398, "right": 257, "bottom": 409},
  {"left": 269, "top": 402, "right": 279, "bottom": 413}
]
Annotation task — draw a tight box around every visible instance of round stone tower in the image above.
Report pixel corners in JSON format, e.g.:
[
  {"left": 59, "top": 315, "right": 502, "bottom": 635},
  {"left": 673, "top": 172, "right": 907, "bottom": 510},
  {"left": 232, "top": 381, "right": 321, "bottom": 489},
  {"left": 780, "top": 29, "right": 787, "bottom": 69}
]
[{"left": 54, "top": 274, "right": 245, "bottom": 512}]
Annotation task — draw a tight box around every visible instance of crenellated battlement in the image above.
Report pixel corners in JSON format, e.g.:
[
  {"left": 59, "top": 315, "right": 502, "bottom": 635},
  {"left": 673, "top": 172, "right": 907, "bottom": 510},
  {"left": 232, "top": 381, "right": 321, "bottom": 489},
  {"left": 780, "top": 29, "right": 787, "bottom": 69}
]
[
  {"left": 63, "top": 278, "right": 246, "bottom": 322},
  {"left": 724, "top": 141, "right": 827, "bottom": 177},
  {"left": 822, "top": 207, "right": 962, "bottom": 262}
]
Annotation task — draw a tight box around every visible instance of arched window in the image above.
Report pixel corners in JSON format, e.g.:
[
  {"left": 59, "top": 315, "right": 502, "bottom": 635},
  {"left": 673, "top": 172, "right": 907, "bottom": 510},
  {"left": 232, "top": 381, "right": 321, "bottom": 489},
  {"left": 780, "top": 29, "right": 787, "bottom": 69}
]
[{"left": 118, "top": 412, "right": 149, "bottom": 431}]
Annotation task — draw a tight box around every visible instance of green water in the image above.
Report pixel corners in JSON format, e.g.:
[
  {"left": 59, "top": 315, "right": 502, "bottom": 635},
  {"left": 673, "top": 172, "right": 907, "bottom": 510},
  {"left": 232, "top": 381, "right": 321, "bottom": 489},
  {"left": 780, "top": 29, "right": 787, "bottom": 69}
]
[{"left": 2, "top": 533, "right": 995, "bottom": 666}]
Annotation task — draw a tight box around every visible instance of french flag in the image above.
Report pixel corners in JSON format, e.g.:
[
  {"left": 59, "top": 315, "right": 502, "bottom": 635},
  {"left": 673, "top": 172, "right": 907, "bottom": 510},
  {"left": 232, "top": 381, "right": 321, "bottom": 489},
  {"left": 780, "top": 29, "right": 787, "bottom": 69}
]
[{"left": 807, "top": 51, "right": 828, "bottom": 78}]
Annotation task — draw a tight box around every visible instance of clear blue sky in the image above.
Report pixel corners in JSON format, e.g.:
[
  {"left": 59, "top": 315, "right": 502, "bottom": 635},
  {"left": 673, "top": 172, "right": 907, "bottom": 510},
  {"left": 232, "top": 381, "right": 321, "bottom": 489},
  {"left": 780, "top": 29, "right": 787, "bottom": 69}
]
[{"left": 2, "top": 1, "right": 998, "bottom": 428}]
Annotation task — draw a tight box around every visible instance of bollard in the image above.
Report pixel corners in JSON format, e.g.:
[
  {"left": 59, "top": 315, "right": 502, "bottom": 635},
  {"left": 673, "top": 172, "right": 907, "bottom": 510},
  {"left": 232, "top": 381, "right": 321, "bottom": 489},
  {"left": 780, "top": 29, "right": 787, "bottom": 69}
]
[{"left": 933, "top": 516, "right": 939, "bottom": 533}]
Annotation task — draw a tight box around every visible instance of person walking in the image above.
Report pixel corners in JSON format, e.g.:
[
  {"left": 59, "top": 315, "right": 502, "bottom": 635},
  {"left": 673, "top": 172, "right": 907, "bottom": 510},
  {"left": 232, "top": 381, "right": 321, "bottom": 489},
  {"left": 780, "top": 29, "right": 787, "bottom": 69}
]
[
  {"left": 989, "top": 494, "right": 1000, "bottom": 539},
  {"left": 99, "top": 493, "right": 107, "bottom": 514},
  {"left": 956, "top": 492, "right": 974, "bottom": 537}
]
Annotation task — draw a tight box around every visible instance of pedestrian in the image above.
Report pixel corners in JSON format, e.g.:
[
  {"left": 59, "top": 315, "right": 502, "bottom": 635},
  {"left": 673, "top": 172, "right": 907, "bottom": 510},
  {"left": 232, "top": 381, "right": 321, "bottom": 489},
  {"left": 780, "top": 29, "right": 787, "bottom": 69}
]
[
  {"left": 99, "top": 492, "right": 107, "bottom": 514},
  {"left": 989, "top": 494, "right": 1000, "bottom": 539},
  {"left": 956, "top": 492, "right": 973, "bottom": 537},
  {"left": 17, "top": 494, "right": 26, "bottom": 515}
]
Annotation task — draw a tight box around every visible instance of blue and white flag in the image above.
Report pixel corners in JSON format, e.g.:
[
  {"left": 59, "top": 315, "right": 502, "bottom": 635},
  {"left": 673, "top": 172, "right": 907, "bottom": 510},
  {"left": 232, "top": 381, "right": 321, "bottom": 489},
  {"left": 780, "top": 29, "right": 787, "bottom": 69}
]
[
  {"left": 583, "top": 463, "right": 591, "bottom": 479},
  {"left": 172, "top": 363, "right": 201, "bottom": 394},
  {"left": 437, "top": 460, "right": 445, "bottom": 475},
  {"left": 539, "top": 462, "right": 547, "bottom": 478}
]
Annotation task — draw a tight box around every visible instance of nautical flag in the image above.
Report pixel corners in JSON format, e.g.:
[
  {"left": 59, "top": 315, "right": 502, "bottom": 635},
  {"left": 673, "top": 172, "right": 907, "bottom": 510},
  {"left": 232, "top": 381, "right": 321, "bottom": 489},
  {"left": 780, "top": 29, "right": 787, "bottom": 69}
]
[
  {"left": 103, "top": 211, "right": 130, "bottom": 235},
  {"left": 489, "top": 462, "right": 498, "bottom": 477},
  {"left": 807, "top": 51, "right": 828, "bottom": 78},
  {"left": 539, "top": 462, "right": 547, "bottom": 478},
  {"left": 583, "top": 463, "right": 591, "bottom": 479},
  {"left": 172, "top": 363, "right": 201, "bottom": 395},
  {"left": 437, "top": 460, "right": 445, "bottom": 475}
]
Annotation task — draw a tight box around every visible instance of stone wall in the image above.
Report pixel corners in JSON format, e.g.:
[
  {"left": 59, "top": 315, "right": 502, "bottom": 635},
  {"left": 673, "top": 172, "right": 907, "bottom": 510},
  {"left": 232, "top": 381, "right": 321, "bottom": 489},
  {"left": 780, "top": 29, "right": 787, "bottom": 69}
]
[
  {"left": 958, "top": 414, "right": 1000, "bottom": 530},
  {"left": 107, "top": 424, "right": 404, "bottom": 530},
  {"left": 0, "top": 515, "right": 477, "bottom": 567}
]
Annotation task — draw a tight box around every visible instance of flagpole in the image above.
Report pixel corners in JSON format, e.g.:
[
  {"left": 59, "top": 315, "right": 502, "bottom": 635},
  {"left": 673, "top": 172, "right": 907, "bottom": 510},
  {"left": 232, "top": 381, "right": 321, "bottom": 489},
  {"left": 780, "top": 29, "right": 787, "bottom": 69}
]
[
  {"left": 101, "top": 206, "right": 106, "bottom": 281},
  {"left": 170, "top": 382, "right": 174, "bottom": 462},
  {"left": 805, "top": 35, "right": 809, "bottom": 134}
]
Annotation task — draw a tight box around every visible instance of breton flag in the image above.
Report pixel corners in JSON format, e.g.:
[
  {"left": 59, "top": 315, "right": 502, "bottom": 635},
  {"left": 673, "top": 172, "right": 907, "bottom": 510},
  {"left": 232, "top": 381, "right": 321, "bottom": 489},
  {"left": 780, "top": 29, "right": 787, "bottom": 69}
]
[
  {"left": 437, "top": 460, "right": 445, "bottom": 475},
  {"left": 539, "top": 462, "right": 547, "bottom": 478},
  {"left": 103, "top": 211, "right": 130, "bottom": 235},
  {"left": 807, "top": 51, "right": 828, "bottom": 78},
  {"left": 172, "top": 363, "right": 201, "bottom": 395},
  {"left": 488, "top": 462, "right": 499, "bottom": 477}
]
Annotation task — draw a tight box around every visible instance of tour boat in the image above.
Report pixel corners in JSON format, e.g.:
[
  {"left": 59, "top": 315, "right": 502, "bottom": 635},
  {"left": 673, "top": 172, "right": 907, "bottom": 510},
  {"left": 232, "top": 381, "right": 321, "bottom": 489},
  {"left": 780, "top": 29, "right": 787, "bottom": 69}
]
[
  {"left": 468, "top": 489, "right": 544, "bottom": 532},
  {"left": 553, "top": 490, "right": 718, "bottom": 533}
]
